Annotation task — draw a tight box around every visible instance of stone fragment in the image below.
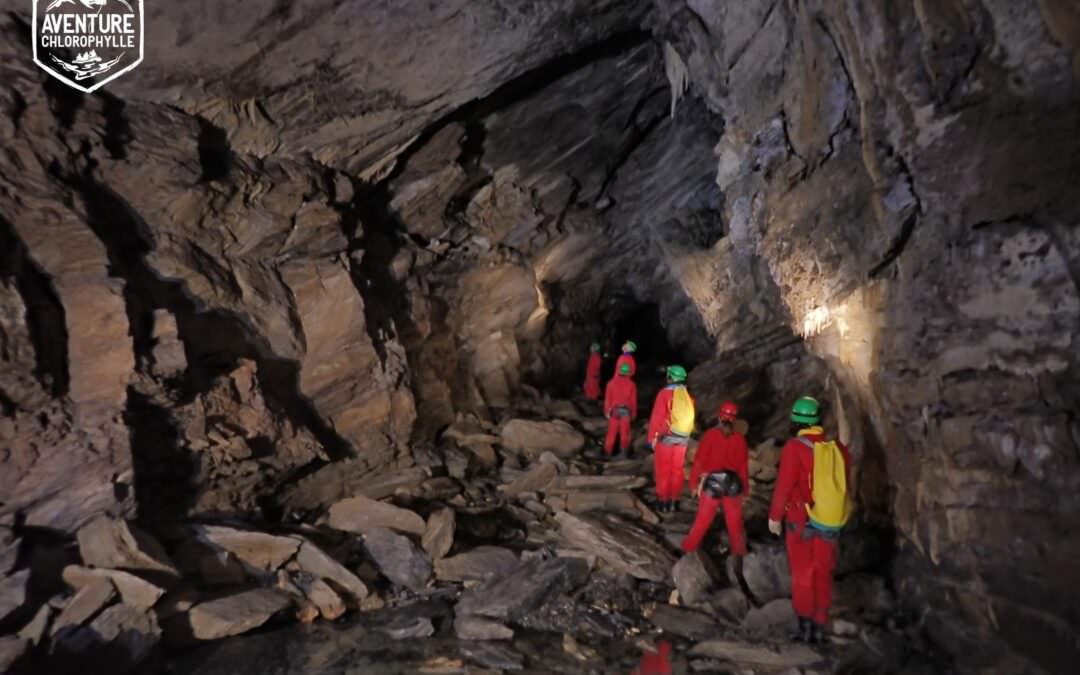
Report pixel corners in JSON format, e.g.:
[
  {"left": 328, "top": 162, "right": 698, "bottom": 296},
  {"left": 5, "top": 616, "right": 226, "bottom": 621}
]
[
  {"left": 454, "top": 614, "right": 515, "bottom": 640},
  {"left": 422, "top": 507, "right": 456, "bottom": 560},
  {"left": 706, "top": 587, "right": 750, "bottom": 625},
  {"left": 190, "top": 525, "right": 300, "bottom": 573},
  {"left": 554, "top": 512, "right": 676, "bottom": 582},
  {"left": 501, "top": 463, "right": 557, "bottom": 496},
  {"left": 149, "top": 309, "right": 187, "bottom": 377},
  {"left": 51, "top": 578, "right": 116, "bottom": 636},
  {"left": 460, "top": 640, "right": 525, "bottom": 670},
  {"left": 363, "top": 527, "right": 432, "bottom": 591},
  {"left": 729, "top": 542, "right": 790, "bottom": 604},
  {"left": 0, "top": 568, "right": 30, "bottom": 622},
  {"left": 63, "top": 565, "right": 165, "bottom": 610},
  {"left": 742, "top": 598, "right": 797, "bottom": 637},
  {"left": 434, "top": 546, "right": 519, "bottom": 583},
  {"left": 86, "top": 603, "right": 161, "bottom": 665},
  {"left": 456, "top": 556, "right": 589, "bottom": 621},
  {"left": 327, "top": 495, "right": 426, "bottom": 535},
  {"left": 299, "top": 577, "right": 346, "bottom": 620},
  {"left": 562, "top": 632, "right": 598, "bottom": 661},
  {"left": 76, "top": 517, "right": 179, "bottom": 580},
  {"left": 0, "top": 636, "right": 27, "bottom": 673},
  {"left": 17, "top": 602, "right": 52, "bottom": 645},
  {"left": 294, "top": 539, "right": 369, "bottom": 601},
  {"left": 379, "top": 615, "right": 435, "bottom": 639},
  {"left": 187, "top": 589, "right": 292, "bottom": 640},
  {"left": 673, "top": 551, "right": 720, "bottom": 607},
  {"left": 562, "top": 491, "right": 642, "bottom": 519},
  {"left": 546, "top": 475, "right": 648, "bottom": 491},
  {"left": 689, "top": 640, "right": 824, "bottom": 669},
  {"left": 0, "top": 532, "right": 18, "bottom": 575},
  {"left": 500, "top": 419, "right": 585, "bottom": 458},
  {"left": 155, "top": 582, "right": 202, "bottom": 620},
  {"left": 650, "top": 604, "right": 718, "bottom": 640}
]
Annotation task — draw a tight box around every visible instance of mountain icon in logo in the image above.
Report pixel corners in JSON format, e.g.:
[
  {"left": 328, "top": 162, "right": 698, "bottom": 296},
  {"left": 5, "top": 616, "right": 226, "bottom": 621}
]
[{"left": 33, "top": 0, "right": 143, "bottom": 93}]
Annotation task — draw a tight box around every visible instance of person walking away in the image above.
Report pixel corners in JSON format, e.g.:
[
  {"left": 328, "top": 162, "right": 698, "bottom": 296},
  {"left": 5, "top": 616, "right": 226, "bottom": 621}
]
[
  {"left": 615, "top": 340, "right": 637, "bottom": 377},
  {"left": 603, "top": 362, "right": 637, "bottom": 456},
  {"left": 647, "top": 365, "right": 695, "bottom": 513},
  {"left": 682, "top": 401, "right": 749, "bottom": 556},
  {"left": 583, "top": 342, "right": 602, "bottom": 401},
  {"left": 768, "top": 396, "right": 854, "bottom": 644}
]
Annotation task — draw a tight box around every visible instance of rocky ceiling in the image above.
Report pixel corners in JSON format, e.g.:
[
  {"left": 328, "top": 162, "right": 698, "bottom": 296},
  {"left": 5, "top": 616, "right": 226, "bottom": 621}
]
[{"left": 2, "top": 1, "right": 1080, "bottom": 672}]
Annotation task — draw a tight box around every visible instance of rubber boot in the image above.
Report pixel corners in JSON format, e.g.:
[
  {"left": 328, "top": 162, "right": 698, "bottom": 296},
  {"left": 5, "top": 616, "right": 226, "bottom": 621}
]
[
  {"left": 809, "top": 622, "right": 825, "bottom": 645},
  {"left": 792, "top": 618, "right": 812, "bottom": 643}
]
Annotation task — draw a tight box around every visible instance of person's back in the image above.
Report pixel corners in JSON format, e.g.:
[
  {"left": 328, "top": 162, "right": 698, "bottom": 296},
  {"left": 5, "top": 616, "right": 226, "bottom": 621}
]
[
  {"left": 648, "top": 365, "right": 694, "bottom": 512},
  {"left": 684, "top": 402, "right": 748, "bottom": 555},
  {"left": 583, "top": 342, "right": 602, "bottom": 400},
  {"left": 690, "top": 426, "right": 748, "bottom": 490},
  {"left": 604, "top": 364, "right": 637, "bottom": 456}
]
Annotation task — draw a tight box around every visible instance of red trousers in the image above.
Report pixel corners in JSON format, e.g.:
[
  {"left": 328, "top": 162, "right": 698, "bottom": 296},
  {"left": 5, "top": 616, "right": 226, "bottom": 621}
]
[
  {"left": 584, "top": 376, "right": 601, "bottom": 400},
  {"left": 604, "top": 414, "right": 631, "bottom": 454},
  {"left": 653, "top": 441, "right": 687, "bottom": 501},
  {"left": 682, "top": 495, "right": 746, "bottom": 555},
  {"left": 785, "top": 525, "right": 838, "bottom": 624}
]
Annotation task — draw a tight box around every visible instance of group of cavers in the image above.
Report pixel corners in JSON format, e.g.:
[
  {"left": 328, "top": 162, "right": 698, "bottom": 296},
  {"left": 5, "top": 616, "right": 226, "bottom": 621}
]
[{"left": 585, "top": 341, "right": 855, "bottom": 645}]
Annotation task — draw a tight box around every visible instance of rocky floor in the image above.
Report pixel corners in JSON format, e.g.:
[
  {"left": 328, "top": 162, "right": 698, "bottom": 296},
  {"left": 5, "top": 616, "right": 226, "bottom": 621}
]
[{"left": 0, "top": 393, "right": 946, "bottom": 674}]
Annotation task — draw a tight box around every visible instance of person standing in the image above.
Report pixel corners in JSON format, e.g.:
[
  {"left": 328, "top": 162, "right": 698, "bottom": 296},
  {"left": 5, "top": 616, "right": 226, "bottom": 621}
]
[
  {"left": 583, "top": 342, "right": 602, "bottom": 401},
  {"left": 768, "top": 396, "right": 854, "bottom": 644},
  {"left": 682, "top": 401, "right": 749, "bottom": 556},
  {"left": 647, "top": 365, "right": 695, "bottom": 513},
  {"left": 603, "top": 362, "right": 637, "bottom": 456}
]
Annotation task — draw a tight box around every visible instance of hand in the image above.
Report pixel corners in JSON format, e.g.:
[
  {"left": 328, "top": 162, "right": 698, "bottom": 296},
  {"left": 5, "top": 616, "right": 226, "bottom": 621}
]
[
  {"left": 693, "top": 477, "right": 704, "bottom": 498},
  {"left": 768, "top": 519, "right": 783, "bottom": 536}
]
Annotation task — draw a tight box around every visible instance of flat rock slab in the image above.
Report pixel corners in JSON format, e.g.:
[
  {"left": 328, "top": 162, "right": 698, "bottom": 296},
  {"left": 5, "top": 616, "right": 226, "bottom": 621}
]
[
  {"left": 17, "top": 602, "right": 52, "bottom": 645},
  {"left": 554, "top": 512, "right": 676, "bottom": 582},
  {"left": 363, "top": 527, "right": 432, "bottom": 591},
  {"left": 460, "top": 640, "right": 525, "bottom": 670},
  {"left": 501, "top": 463, "right": 557, "bottom": 496},
  {"left": 63, "top": 565, "right": 165, "bottom": 611},
  {"left": 51, "top": 578, "right": 116, "bottom": 636},
  {"left": 730, "top": 543, "right": 790, "bottom": 604},
  {"left": 77, "top": 516, "right": 180, "bottom": 580},
  {"left": 651, "top": 604, "right": 719, "bottom": 640},
  {"left": 0, "top": 532, "right": 19, "bottom": 575},
  {"left": 294, "top": 539, "right": 369, "bottom": 601},
  {"left": 0, "top": 568, "right": 30, "bottom": 622},
  {"left": 187, "top": 589, "right": 292, "bottom": 640},
  {"left": 0, "top": 636, "right": 28, "bottom": 673},
  {"left": 500, "top": 419, "right": 585, "bottom": 458},
  {"left": 434, "top": 546, "right": 519, "bottom": 583},
  {"left": 298, "top": 577, "right": 345, "bottom": 620},
  {"left": 87, "top": 603, "right": 161, "bottom": 665},
  {"left": 190, "top": 525, "right": 300, "bottom": 572},
  {"left": 742, "top": 599, "right": 797, "bottom": 637},
  {"left": 422, "top": 507, "right": 456, "bottom": 560},
  {"left": 328, "top": 495, "right": 426, "bottom": 535},
  {"left": 673, "top": 551, "right": 720, "bottom": 607},
  {"left": 379, "top": 616, "right": 435, "bottom": 640},
  {"left": 454, "top": 614, "right": 515, "bottom": 640},
  {"left": 456, "top": 556, "right": 589, "bottom": 622},
  {"left": 706, "top": 587, "right": 750, "bottom": 625},
  {"left": 546, "top": 475, "right": 648, "bottom": 491},
  {"left": 689, "top": 639, "right": 823, "bottom": 670}
]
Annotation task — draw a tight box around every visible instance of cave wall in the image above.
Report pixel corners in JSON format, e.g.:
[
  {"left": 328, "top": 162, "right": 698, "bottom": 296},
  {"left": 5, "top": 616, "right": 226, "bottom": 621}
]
[{"left": 655, "top": 0, "right": 1080, "bottom": 670}]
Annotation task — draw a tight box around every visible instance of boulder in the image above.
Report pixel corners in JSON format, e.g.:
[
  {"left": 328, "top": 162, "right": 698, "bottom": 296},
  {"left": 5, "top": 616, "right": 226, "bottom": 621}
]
[
  {"left": 294, "top": 540, "right": 369, "bottom": 601},
  {"left": 422, "top": 507, "right": 456, "bottom": 560},
  {"left": 434, "top": 546, "right": 519, "bottom": 583},
  {"left": 454, "top": 614, "right": 515, "bottom": 640},
  {"left": 729, "top": 542, "right": 790, "bottom": 604},
  {"left": 456, "top": 556, "right": 589, "bottom": 622},
  {"left": 500, "top": 463, "right": 557, "bottom": 496},
  {"left": 673, "top": 551, "right": 720, "bottom": 607},
  {"left": 650, "top": 604, "right": 718, "bottom": 640},
  {"left": 63, "top": 565, "right": 165, "bottom": 610},
  {"left": 500, "top": 419, "right": 585, "bottom": 458},
  {"left": 0, "top": 568, "right": 30, "bottom": 622},
  {"left": 76, "top": 517, "right": 179, "bottom": 580},
  {"left": 554, "top": 512, "right": 676, "bottom": 582},
  {"left": 742, "top": 598, "right": 797, "bottom": 637},
  {"left": 327, "top": 496, "right": 426, "bottom": 536},
  {"left": 51, "top": 578, "right": 116, "bottom": 636},
  {"left": 705, "top": 587, "right": 750, "bottom": 625},
  {"left": 363, "top": 527, "right": 432, "bottom": 591},
  {"left": 689, "top": 640, "right": 824, "bottom": 669},
  {"left": 186, "top": 589, "right": 292, "bottom": 640},
  {"left": 190, "top": 525, "right": 300, "bottom": 573}
]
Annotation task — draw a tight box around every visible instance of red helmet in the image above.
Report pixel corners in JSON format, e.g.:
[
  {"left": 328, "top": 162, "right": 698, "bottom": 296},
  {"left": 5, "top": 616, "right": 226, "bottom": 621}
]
[{"left": 718, "top": 401, "right": 738, "bottom": 421}]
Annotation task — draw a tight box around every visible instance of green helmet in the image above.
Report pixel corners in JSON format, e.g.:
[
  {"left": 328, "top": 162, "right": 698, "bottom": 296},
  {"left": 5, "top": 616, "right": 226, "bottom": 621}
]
[
  {"left": 622, "top": 340, "right": 637, "bottom": 353},
  {"left": 619, "top": 362, "right": 632, "bottom": 375},
  {"left": 666, "top": 365, "right": 687, "bottom": 383},
  {"left": 590, "top": 342, "right": 601, "bottom": 352},
  {"left": 791, "top": 396, "right": 821, "bottom": 425}
]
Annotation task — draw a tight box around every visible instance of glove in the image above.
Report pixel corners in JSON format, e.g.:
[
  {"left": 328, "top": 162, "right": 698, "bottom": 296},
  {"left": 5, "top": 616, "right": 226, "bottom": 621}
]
[{"left": 768, "top": 519, "right": 783, "bottom": 536}]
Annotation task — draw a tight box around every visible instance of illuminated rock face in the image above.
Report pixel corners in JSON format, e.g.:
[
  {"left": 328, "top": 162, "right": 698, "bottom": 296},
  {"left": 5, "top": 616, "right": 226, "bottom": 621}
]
[{"left": 0, "top": 2, "right": 1078, "bottom": 671}]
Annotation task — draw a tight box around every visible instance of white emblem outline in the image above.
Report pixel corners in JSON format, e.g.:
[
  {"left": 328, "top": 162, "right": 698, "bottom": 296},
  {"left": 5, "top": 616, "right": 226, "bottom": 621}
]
[{"left": 32, "top": 0, "right": 144, "bottom": 93}]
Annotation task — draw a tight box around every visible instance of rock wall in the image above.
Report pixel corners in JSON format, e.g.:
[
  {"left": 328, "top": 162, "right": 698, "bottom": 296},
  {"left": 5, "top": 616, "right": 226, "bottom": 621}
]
[{"left": 655, "top": 1, "right": 1080, "bottom": 671}]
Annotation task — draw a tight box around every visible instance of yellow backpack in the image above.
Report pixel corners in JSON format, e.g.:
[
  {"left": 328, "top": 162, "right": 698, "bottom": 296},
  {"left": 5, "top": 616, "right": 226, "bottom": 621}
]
[
  {"left": 801, "top": 437, "right": 853, "bottom": 531},
  {"left": 668, "top": 386, "right": 695, "bottom": 435}
]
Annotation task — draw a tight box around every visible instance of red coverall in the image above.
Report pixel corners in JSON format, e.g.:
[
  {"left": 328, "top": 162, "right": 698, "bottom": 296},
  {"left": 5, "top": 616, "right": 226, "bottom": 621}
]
[
  {"left": 682, "top": 427, "right": 749, "bottom": 555},
  {"left": 768, "top": 427, "right": 852, "bottom": 625},
  {"left": 583, "top": 352, "right": 602, "bottom": 400},
  {"left": 603, "top": 374, "right": 637, "bottom": 455},
  {"left": 615, "top": 352, "right": 637, "bottom": 377},
  {"left": 647, "top": 385, "right": 692, "bottom": 501}
]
